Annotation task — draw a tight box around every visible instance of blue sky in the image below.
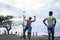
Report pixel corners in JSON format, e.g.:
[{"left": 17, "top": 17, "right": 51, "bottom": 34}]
[{"left": 0, "top": 0, "right": 60, "bottom": 36}]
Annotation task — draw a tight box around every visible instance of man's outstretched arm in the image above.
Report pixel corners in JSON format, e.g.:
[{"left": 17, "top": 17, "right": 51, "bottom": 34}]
[
  {"left": 31, "top": 16, "right": 36, "bottom": 22},
  {"left": 43, "top": 19, "right": 47, "bottom": 26}
]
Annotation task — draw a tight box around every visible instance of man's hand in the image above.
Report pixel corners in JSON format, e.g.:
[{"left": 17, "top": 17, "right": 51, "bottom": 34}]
[
  {"left": 53, "top": 24, "right": 55, "bottom": 28},
  {"left": 31, "top": 16, "right": 36, "bottom": 22}
]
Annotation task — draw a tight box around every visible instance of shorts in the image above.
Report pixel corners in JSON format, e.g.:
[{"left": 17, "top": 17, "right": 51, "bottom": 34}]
[
  {"left": 47, "top": 26, "right": 54, "bottom": 33},
  {"left": 23, "top": 26, "right": 32, "bottom": 33}
]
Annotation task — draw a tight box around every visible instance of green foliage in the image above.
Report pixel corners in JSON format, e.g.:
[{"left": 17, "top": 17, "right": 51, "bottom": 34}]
[
  {"left": 0, "top": 15, "right": 13, "bottom": 23},
  {"left": 0, "top": 15, "right": 13, "bottom": 26},
  {"left": 0, "top": 15, "right": 14, "bottom": 35},
  {"left": 0, "top": 15, "right": 4, "bottom": 22},
  {"left": 4, "top": 15, "right": 13, "bottom": 20}
]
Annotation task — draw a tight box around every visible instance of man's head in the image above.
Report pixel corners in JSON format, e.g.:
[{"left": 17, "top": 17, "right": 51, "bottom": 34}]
[
  {"left": 49, "top": 11, "right": 53, "bottom": 16},
  {"left": 29, "top": 17, "right": 32, "bottom": 20}
]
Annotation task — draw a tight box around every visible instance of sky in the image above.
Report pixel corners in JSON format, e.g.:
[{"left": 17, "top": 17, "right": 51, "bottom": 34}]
[{"left": 0, "top": 0, "right": 60, "bottom": 36}]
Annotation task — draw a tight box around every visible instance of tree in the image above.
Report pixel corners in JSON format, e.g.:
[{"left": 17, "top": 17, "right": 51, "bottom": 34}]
[
  {"left": 3, "top": 21, "right": 12, "bottom": 35},
  {"left": 0, "top": 15, "right": 13, "bottom": 35}
]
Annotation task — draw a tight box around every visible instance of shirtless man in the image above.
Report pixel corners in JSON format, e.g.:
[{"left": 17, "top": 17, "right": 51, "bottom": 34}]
[{"left": 23, "top": 16, "right": 36, "bottom": 39}]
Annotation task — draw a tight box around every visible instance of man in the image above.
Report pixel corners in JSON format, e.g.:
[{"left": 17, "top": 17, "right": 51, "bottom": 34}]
[
  {"left": 22, "top": 16, "right": 36, "bottom": 39},
  {"left": 43, "top": 11, "right": 56, "bottom": 40}
]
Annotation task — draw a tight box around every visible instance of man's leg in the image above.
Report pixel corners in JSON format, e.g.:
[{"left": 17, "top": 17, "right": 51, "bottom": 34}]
[
  {"left": 48, "top": 27, "right": 51, "bottom": 40},
  {"left": 48, "top": 32, "right": 51, "bottom": 40},
  {"left": 20, "top": 28, "right": 26, "bottom": 40},
  {"left": 27, "top": 27, "right": 32, "bottom": 40},
  {"left": 23, "top": 27, "right": 25, "bottom": 37},
  {"left": 52, "top": 32, "right": 54, "bottom": 40},
  {"left": 23, "top": 26, "right": 28, "bottom": 39},
  {"left": 52, "top": 28, "right": 54, "bottom": 40}
]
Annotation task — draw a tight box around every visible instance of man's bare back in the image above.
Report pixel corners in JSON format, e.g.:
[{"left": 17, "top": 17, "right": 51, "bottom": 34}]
[
  {"left": 27, "top": 20, "right": 32, "bottom": 26},
  {"left": 24, "top": 16, "right": 36, "bottom": 26}
]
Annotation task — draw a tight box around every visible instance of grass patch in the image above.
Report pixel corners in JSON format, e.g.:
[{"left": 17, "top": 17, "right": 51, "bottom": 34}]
[{"left": 0, "top": 35, "right": 60, "bottom": 40}]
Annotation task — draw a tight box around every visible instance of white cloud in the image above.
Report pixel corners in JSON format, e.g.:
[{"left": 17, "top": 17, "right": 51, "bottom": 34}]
[
  {"left": 0, "top": 0, "right": 53, "bottom": 10},
  {"left": 54, "top": 2, "right": 60, "bottom": 8},
  {"left": 10, "top": 18, "right": 23, "bottom": 22},
  {"left": 11, "top": 0, "right": 45, "bottom": 10},
  {"left": 0, "top": 0, "right": 59, "bottom": 11},
  {"left": 0, "top": 9, "right": 13, "bottom": 16}
]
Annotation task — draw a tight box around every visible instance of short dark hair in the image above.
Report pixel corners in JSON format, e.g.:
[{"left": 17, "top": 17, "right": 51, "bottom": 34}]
[
  {"left": 49, "top": 11, "right": 53, "bottom": 16},
  {"left": 29, "top": 17, "right": 32, "bottom": 20}
]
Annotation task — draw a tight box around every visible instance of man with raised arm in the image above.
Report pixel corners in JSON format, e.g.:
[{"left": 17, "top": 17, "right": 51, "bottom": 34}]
[
  {"left": 43, "top": 11, "right": 56, "bottom": 40},
  {"left": 22, "top": 16, "right": 36, "bottom": 39}
]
